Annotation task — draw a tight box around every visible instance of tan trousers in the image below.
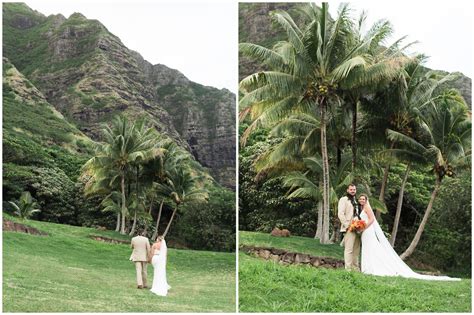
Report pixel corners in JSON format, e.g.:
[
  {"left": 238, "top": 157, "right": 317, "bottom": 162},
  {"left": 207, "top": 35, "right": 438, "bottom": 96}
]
[
  {"left": 134, "top": 261, "right": 148, "bottom": 286},
  {"left": 343, "top": 231, "right": 361, "bottom": 271}
]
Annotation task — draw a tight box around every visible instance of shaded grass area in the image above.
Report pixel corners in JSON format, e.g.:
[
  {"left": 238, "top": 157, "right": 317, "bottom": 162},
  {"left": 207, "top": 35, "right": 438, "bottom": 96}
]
[
  {"left": 239, "top": 253, "right": 471, "bottom": 312},
  {"left": 3, "top": 216, "right": 235, "bottom": 312}
]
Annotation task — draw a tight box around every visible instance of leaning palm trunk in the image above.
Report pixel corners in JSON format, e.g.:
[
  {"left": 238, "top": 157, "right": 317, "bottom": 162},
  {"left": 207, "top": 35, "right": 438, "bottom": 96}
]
[
  {"left": 120, "top": 174, "right": 127, "bottom": 234},
  {"left": 129, "top": 210, "right": 137, "bottom": 236},
  {"left": 115, "top": 212, "right": 121, "bottom": 232},
  {"left": 320, "top": 101, "right": 331, "bottom": 244},
  {"left": 376, "top": 164, "right": 390, "bottom": 221},
  {"left": 152, "top": 200, "right": 164, "bottom": 241},
  {"left": 400, "top": 177, "right": 441, "bottom": 260},
  {"left": 390, "top": 163, "right": 410, "bottom": 246},
  {"left": 163, "top": 205, "right": 178, "bottom": 238},
  {"left": 314, "top": 200, "right": 323, "bottom": 239}
]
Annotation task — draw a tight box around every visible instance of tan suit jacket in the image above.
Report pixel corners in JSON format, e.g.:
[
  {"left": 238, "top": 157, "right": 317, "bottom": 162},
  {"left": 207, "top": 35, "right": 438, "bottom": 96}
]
[
  {"left": 130, "top": 236, "right": 150, "bottom": 262},
  {"left": 338, "top": 196, "right": 354, "bottom": 232}
]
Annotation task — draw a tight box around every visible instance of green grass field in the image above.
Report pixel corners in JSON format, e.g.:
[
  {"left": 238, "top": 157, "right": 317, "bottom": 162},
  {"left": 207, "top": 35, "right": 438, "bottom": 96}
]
[
  {"left": 2, "top": 215, "right": 236, "bottom": 312},
  {"left": 239, "top": 231, "right": 471, "bottom": 312}
]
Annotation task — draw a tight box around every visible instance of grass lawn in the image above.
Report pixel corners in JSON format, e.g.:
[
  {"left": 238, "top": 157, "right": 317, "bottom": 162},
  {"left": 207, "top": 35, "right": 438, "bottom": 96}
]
[
  {"left": 3, "top": 215, "right": 236, "bottom": 312},
  {"left": 239, "top": 231, "right": 471, "bottom": 312}
]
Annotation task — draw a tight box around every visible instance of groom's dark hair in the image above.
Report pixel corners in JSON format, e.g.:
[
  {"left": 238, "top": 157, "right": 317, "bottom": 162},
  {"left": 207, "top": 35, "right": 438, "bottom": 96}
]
[
  {"left": 348, "top": 183, "right": 356, "bottom": 188},
  {"left": 137, "top": 229, "right": 146, "bottom": 236}
]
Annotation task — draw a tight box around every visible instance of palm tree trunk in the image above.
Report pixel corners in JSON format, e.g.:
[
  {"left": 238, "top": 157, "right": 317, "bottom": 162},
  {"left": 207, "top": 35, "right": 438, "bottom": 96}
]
[
  {"left": 351, "top": 99, "right": 358, "bottom": 171},
  {"left": 115, "top": 212, "right": 121, "bottom": 232},
  {"left": 329, "top": 213, "right": 340, "bottom": 243},
  {"left": 129, "top": 210, "right": 137, "bottom": 236},
  {"left": 376, "top": 164, "right": 390, "bottom": 221},
  {"left": 163, "top": 205, "right": 178, "bottom": 238},
  {"left": 152, "top": 200, "right": 164, "bottom": 241},
  {"left": 376, "top": 142, "right": 395, "bottom": 220},
  {"left": 336, "top": 147, "right": 342, "bottom": 168},
  {"left": 144, "top": 196, "right": 154, "bottom": 235},
  {"left": 389, "top": 163, "right": 410, "bottom": 246},
  {"left": 400, "top": 177, "right": 441, "bottom": 260},
  {"left": 120, "top": 174, "right": 126, "bottom": 235},
  {"left": 320, "top": 100, "right": 331, "bottom": 244},
  {"left": 314, "top": 200, "right": 323, "bottom": 239}
]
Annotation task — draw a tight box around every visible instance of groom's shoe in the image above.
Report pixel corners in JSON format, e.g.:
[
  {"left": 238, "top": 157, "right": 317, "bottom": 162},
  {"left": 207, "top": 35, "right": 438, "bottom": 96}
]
[
  {"left": 137, "top": 285, "right": 143, "bottom": 289},
  {"left": 142, "top": 285, "right": 148, "bottom": 289}
]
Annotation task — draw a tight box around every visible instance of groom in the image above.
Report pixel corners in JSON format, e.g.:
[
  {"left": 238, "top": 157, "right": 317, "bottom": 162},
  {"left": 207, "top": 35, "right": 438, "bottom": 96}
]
[
  {"left": 338, "top": 183, "right": 361, "bottom": 271},
  {"left": 130, "top": 230, "right": 150, "bottom": 289}
]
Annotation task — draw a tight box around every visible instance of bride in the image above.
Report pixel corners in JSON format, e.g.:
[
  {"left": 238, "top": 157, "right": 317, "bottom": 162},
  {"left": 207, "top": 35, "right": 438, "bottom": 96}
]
[
  {"left": 358, "top": 194, "right": 460, "bottom": 281},
  {"left": 149, "top": 236, "right": 171, "bottom": 296}
]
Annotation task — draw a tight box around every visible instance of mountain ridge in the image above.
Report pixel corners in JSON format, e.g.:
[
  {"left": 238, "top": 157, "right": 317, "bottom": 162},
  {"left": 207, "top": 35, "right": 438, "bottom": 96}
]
[{"left": 3, "top": 2, "right": 235, "bottom": 188}]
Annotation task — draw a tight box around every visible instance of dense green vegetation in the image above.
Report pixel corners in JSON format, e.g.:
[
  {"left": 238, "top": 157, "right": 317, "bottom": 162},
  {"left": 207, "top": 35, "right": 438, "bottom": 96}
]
[
  {"left": 3, "top": 214, "right": 236, "bottom": 312},
  {"left": 238, "top": 2, "right": 471, "bottom": 277}
]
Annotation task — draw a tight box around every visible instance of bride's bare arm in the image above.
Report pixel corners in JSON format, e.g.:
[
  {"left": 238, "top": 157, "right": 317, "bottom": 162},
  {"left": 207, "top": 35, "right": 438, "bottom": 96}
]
[{"left": 365, "top": 205, "right": 375, "bottom": 228}]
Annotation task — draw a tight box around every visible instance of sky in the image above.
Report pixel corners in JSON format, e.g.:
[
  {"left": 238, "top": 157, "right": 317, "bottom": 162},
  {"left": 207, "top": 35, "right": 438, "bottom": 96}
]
[
  {"left": 18, "top": 0, "right": 473, "bottom": 95},
  {"left": 23, "top": 0, "right": 238, "bottom": 93},
  {"left": 329, "top": 0, "right": 473, "bottom": 78}
]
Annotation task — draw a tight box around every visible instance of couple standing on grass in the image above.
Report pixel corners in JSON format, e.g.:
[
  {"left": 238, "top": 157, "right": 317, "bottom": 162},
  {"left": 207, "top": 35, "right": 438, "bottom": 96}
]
[
  {"left": 130, "top": 230, "right": 171, "bottom": 296},
  {"left": 338, "top": 183, "right": 459, "bottom": 281}
]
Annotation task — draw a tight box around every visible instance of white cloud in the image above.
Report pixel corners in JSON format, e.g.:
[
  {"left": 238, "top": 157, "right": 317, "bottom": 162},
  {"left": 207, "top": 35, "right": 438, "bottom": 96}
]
[{"left": 330, "top": 0, "right": 473, "bottom": 78}]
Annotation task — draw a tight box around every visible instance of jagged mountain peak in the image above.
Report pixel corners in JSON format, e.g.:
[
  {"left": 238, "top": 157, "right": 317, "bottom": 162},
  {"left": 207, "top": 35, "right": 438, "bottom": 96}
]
[{"left": 68, "top": 12, "right": 87, "bottom": 20}]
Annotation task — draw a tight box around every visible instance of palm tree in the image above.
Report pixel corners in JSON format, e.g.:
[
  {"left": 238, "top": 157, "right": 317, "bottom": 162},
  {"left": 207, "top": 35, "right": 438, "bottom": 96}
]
[
  {"left": 239, "top": 3, "right": 401, "bottom": 243},
  {"left": 8, "top": 191, "right": 41, "bottom": 219},
  {"left": 141, "top": 140, "right": 194, "bottom": 240},
  {"left": 100, "top": 191, "right": 122, "bottom": 232},
  {"left": 83, "top": 116, "right": 157, "bottom": 234},
  {"left": 387, "top": 94, "right": 471, "bottom": 260},
  {"left": 361, "top": 55, "right": 459, "bottom": 220},
  {"left": 251, "top": 100, "right": 353, "bottom": 241},
  {"left": 341, "top": 12, "right": 413, "bottom": 170},
  {"left": 156, "top": 166, "right": 209, "bottom": 238}
]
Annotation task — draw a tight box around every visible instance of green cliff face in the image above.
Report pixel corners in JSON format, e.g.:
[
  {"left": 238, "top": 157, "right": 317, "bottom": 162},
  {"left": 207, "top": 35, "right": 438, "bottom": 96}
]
[{"left": 3, "top": 3, "right": 235, "bottom": 188}]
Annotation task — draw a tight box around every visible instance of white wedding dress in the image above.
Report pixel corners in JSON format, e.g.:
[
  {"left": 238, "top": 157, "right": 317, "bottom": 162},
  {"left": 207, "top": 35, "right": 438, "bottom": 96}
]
[
  {"left": 360, "top": 211, "right": 460, "bottom": 281},
  {"left": 150, "top": 239, "right": 171, "bottom": 296}
]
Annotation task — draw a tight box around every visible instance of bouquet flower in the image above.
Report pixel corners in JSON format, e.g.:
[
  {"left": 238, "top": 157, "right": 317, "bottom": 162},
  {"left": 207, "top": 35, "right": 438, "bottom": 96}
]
[{"left": 348, "top": 219, "right": 366, "bottom": 234}]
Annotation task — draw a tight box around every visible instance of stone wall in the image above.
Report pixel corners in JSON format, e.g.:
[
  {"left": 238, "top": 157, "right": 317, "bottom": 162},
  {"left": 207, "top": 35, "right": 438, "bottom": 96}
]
[{"left": 240, "top": 245, "right": 345, "bottom": 269}]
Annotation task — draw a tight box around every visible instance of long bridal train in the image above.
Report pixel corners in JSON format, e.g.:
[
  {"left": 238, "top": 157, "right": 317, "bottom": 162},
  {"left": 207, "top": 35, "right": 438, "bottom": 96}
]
[{"left": 360, "top": 211, "right": 460, "bottom": 281}]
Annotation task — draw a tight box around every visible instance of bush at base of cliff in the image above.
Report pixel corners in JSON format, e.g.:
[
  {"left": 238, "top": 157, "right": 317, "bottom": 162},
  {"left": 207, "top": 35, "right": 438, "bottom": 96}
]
[{"left": 173, "top": 187, "right": 236, "bottom": 252}]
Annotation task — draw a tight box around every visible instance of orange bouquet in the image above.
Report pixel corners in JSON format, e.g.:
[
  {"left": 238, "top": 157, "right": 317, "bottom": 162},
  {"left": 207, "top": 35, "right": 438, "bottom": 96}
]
[{"left": 348, "top": 219, "right": 366, "bottom": 234}]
